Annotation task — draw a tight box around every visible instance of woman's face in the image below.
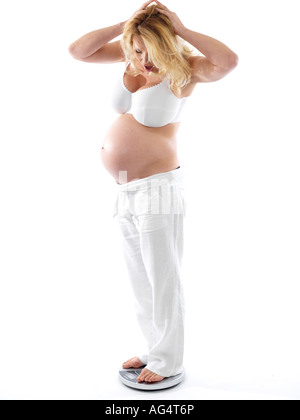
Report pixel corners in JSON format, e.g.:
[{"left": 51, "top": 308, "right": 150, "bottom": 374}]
[{"left": 132, "top": 36, "right": 158, "bottom": 74}]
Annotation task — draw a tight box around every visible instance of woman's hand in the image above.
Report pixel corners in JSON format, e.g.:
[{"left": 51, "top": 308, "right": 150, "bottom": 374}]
[
  {"left": 153, "top": 0, "right": 186, "bottom": 36},
  {"left": 128, "top": 0, "right": 155, "bottom": 21}
]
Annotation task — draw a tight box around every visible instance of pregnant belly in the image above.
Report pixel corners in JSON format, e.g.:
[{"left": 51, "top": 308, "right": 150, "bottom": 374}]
[{"left": 100, "top": 114, "right": 180, "bottom": 184}]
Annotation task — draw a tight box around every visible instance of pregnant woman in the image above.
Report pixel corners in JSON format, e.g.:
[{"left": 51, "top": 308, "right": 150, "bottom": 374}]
[{"left": 69, "top": 0, "right": 238, "bottom": 384}]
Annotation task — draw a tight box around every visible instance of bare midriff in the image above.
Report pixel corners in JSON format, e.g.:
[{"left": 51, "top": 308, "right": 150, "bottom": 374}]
[{"left": 100, "top": 113, "right": 181, "bottom": 184}]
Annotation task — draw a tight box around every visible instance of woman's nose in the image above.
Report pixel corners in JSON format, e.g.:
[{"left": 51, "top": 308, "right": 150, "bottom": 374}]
[{"left": 141, "top": 53, "right": 148, "bottom": 63}]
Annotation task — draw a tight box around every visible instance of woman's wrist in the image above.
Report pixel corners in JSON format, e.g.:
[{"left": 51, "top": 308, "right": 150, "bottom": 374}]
[{"left": 120, "top": 21, "right": 127, "bottom": 32}]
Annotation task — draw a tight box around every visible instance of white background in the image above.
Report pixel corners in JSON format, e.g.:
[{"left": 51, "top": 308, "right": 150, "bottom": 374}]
[{"left": 0, "top": 0, "right": 299, "bottom": 400}]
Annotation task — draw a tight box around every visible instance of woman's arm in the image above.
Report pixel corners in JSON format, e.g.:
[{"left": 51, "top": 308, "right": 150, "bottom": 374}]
[
  {"left": 153, "top": 1, "right": 238, "bottom": 83},
  {"left": 68, "top": 22, "right": 126, "bottom": 59},
  {"left": 179, "top": 27, "right": 238, "bottom": 83},
  {"left": 68, "top": 0, "right": 154, "bottom": 59},
  {"left": 179, "top": 27, "right": 238, "bottom": 69}
]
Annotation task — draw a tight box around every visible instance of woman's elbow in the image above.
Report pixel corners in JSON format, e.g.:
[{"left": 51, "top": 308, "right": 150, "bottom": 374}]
[
  {"left": 229, "top": 53, "right": 239, "bottom": 68},
  {"left": 68, "top": 43, "right": 75, "bottom": 56},
  {"left": 68, "top": 43, "right": 83, "bottom": 59}
]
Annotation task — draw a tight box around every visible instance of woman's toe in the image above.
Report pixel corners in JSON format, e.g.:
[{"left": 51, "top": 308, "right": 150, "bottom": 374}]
[
  {"left": 122, "top": 357, "right": 144, "bottom": 369},
  {"left": 150, "top": 373, "right": 165, "bottom": 382}
]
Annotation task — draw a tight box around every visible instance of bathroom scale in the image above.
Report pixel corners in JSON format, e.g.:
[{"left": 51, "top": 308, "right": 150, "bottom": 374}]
[{"left": 119, "top": 367, "right": 185, "bottom": 391}]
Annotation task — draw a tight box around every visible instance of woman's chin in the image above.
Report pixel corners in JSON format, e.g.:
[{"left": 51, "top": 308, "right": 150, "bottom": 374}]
[{"left": 145, "top": 67, "right": 158, "bottom": 74}]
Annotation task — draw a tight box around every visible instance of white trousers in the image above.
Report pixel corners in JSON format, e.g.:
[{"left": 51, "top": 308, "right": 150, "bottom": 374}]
[{"left": 112, "top": 167, "right": 186, "bottom": 377}]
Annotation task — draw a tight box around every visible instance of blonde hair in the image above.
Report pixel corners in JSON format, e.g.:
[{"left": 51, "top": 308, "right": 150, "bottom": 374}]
[{"left": 120, "top": 4, "right": 198, "bottom": 96}]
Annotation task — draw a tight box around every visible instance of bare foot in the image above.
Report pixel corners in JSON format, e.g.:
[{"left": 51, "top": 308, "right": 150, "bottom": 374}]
[
  {"left": 122, "top": 356, "right": 145, "bottom": 369},
  {"left": 137, "top": 367, "right": 165, "bottom": 383}
]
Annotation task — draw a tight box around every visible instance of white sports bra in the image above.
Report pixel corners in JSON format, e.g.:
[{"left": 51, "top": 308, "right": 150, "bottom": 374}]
[{"left": 111, "top": 61, "right": 188, "bottom": 127}]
